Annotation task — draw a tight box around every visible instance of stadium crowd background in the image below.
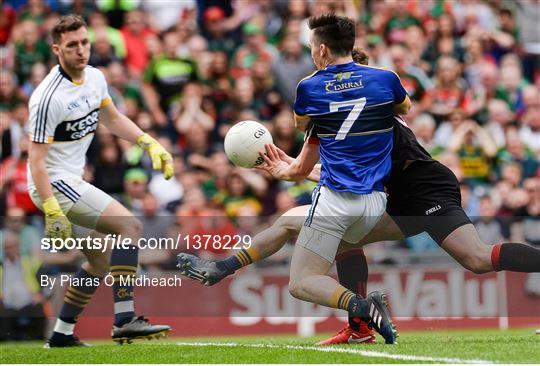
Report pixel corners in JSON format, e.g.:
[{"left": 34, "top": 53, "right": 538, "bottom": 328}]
[{"left": 0, "top": 0, "right": 539, "bottom": 340}]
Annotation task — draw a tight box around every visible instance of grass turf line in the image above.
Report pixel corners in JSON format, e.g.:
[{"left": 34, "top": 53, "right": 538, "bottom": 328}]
[{"left": 1, "top": 328, "right": 538, "bottom": 364}]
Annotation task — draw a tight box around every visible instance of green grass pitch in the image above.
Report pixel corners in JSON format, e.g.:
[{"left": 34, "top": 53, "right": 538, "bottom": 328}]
[{"left": 1, "top": 328, "right": 538, "bottom": 364}]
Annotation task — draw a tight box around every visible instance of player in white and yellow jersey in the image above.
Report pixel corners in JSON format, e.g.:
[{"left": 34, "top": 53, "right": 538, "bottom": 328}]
[{"left": 27, "top": 15, "right": 172, "bottom": 347}]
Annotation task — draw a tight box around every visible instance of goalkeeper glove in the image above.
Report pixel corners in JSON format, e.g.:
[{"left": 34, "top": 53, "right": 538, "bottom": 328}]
[
  {"left": 43, "top": 196, "right": 72, "bottom": 239},
  {"left": 136, "top": 133, "right": 174, "bottom": 179}
]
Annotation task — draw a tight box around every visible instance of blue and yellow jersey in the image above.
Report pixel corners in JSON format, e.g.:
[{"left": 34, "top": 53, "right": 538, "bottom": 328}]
[{"left": 294, "top": 61, "right": 408, "bottom": 194}]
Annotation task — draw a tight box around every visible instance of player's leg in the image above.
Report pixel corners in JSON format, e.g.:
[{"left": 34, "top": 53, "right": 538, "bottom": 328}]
[
  {"left": 290, "top": 188, "right": 397, "bottom": 344},
  {"left": 30, "top": 184, "right": 105, "bottom": 347},
  {"left": 94, "top": 199, "right": 171, "bottom": 343},
  {"left": 94, "top": 200, "right": 141, "bottom": 327},
  {"left": 439, "top": 222, "right": 540, "bottom": 274},
  {"left": 408, "top": 161, "right": 540, "bottom": 274},
  {"left": 45, "top": 226, "right": 106, "bottom": 347},
  {"left": 177, "top": 206, "right": 309, "bottom": 285},
  {"left": 318, "top": 214, "right": 403, "bottom": 345}
]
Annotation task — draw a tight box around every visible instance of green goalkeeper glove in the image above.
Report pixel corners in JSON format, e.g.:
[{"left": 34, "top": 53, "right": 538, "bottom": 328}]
[
  {"left": 136, "top": 133, "right": 174, "bottom": 179},
  {"left": 43, "top": 196, "right": 72, "bottom": 239}
]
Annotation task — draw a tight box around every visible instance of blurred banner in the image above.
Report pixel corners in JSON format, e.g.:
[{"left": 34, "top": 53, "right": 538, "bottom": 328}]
[{"left": 55, "top": 268, "right": 539, "bottom": 339}]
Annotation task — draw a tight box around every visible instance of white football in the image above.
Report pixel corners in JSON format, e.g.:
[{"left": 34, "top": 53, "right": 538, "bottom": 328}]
[{"left": 224, "top": 120, "right": 273, "bottom": 168}]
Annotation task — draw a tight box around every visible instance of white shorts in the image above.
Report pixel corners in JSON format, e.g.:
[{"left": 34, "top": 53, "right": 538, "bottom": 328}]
[
  {"left": 297, "top": 185, "right": 386, "bottom": 262},
  {"left": 30, "top": 177, "right": 114, "bottom": 232}
]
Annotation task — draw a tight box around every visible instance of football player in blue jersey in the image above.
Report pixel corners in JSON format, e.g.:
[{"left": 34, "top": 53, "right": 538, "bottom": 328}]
[{"left": 254, "top": 14, "right": 411, "bottom": 344}]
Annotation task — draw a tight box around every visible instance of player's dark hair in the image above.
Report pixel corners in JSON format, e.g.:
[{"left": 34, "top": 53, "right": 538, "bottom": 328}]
[
  {"left": 51, "top": 15, "right": 87, "bottom": 44},
  {"left": 352, "top": 47, "right": 369, "bottom": 65},
  {"left": 308, "top": 13, "right": 355, "bottom": 56}
]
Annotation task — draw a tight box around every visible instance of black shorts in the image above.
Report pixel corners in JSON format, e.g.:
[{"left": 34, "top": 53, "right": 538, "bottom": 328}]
[{"left": 386, "top": 160, "right": 471, "bottom": 244}]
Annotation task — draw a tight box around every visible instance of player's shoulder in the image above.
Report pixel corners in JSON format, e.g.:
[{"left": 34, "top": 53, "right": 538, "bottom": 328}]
[
  {"left": 355, "top": 63, "right": 400, "bottom": 81},
  {"left": 29, "top": 65, "right": 63, "bottom": 105},
  {"left": 297, "top": 69, "right": 323, "bottom": 89},
  {"left": 85, "top": 65, "right": 107, "bottom": 82}
]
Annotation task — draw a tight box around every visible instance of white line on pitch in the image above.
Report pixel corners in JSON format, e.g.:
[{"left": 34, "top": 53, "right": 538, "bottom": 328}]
[{"left": 175, "top": 342, "right": 494, "bottom": 364}]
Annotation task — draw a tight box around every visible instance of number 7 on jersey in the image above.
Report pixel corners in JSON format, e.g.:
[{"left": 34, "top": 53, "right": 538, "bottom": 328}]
[{"left": 329, "top": 97, "right": 367, "bottom": 140}]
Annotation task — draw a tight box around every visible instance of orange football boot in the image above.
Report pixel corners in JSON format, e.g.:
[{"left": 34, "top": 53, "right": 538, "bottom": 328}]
[{"left": 316, "top": 321, "right": 376, "bottom": 345}]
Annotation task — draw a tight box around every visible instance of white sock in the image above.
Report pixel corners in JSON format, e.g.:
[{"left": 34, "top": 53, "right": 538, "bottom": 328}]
[
  {"left": 114, "top": 300, "right": 134, "bottom": 315},
  {"left": 53, "top": 319, "right": 75, "bottom": 335}
]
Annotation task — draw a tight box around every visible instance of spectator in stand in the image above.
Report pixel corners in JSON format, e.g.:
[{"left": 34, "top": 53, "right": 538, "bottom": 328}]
[
  {"left": 88, "top": 11, "right": 126, "bottom": 60},
  {"left": 519, "top": 106, "right": 540, "bottom": 155},
  {"left": 173, "top": 81, "right": 215, "bottom": 136},
  {"left": 105, "top": 61, "right": 144, "bottom": 120},
  {"left": 383, "top": 0, "right": 421, "bottom": 44},
  {"left": 434, "top": 108, "right": 466, "bottom": 149},
  {"left": 202, "top": 6, "right": 239, "bottom": 57},
  {"left": 496, "top": 130, "right": 538, "bottom": 180},
  {"left": 142, "top": 28, "right": 198, "bottom": 128},
  {"left": 0, "top": 207, "right": 41, "bottom": 261},
  {"left": 88, "top": 29, "right": 121, "bottom": 67},
  {"left": 119, "top": 10, "right": 155, "bottom": 77},
  {"left": 463, "top": 37, "right": 496, "bottom": 90},
  {"left": 429, "top": 56, "right": 468, "bottom": 123},
  {"left": 495, "top": 65, "right": 526, "bottom": 113},
  {"left": 139, "top": 192, "right": 173, "bottom": 271},
  {"left": 233, "top": 21, "right": 277, "bottom": 73},
  {"left": 17, "top": 0, "right": 49, "bottom": 25},
  {"left": 460, "top": 183, "right": 479, "bottom": 218},
  {"left": 421, "top": 13, "right": 463, "bottom": 75},
  {"left": 13, "top": 19, "right": 50, "bottom": 84},
  {"left": 215, "top": 169, "right": 267, "bottom": 219},
  {"left": 91, "top": 141, "right": 126, "bottom": 197},
  {"left": 364, "top": 34, "right": 392, "bottom": 69},
  {"left": 251, "top": 57, "right": 283, "bottom": 119},
  {"left": 389, "top": 44, "right": 432, "bottom": 117},
  {"left": 404, "top": 25, "right": 426, "bottom": 66},
  {"left": 1, "top": 103, "right": 27, "bottom": 160},
  {"left": 0, "top": 1, "right": 17, "bottom": 45},
  {"left": 513, "top": 178, "right": 540, "bottom": 246},
  {"left": 20, "top": 62, "right": 47, "bottom": 99},
  {"left": 0, "top": 69, "right": 25, "bottom": 111},
  {"left": 411, "top": 113, "right": 443, "bottom": 157},
  {"left": 0, "top": 136, "right": 39, "bottom": 215},
  {"left": 149, "top": 154, "right": 185, "bottom": 213},
  {"left": 473, "top": 195, "right": 508, "bottom": 245},
  {"left": 119, "top": 168, "right": 149, "bottom": 216},
  {"left": 272, "top": 33, "right": 315, "bottom": 106},
  {"left": 0, "top": 230, "right": 46, "bottom": 341},
  {"left": 465, "top": 62, "right": 499, "bottom": 123},
  {"left": 448, "top": 120, "right": 497, "bottom": 186},
  {"left": 271, "top": 109, "right": 303, "bottom": 158},
  {"left": 484, "top": 99, "right": 515, "bottom": 148}
]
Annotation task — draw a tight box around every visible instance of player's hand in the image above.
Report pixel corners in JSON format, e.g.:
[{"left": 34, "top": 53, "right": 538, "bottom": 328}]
[
  {"left": 137, "top": 133, "right": 174, "bottom": 179},
  {"left": 258, "top": 144, "right": 292, "bottom": 180},
  {"left": 43, "top": 197, "right": 72, "bottom": 239},
  {"left": 273, "top": 145, "right": 295, "bottom": 165}
]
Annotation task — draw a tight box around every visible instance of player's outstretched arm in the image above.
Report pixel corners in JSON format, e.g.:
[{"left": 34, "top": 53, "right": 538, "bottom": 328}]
[
  {"left": 28, "top": 142, "right": 72, "bottom": 239},
  {"left": 100, "top": 102, "right": 173, "bottom": 179}
]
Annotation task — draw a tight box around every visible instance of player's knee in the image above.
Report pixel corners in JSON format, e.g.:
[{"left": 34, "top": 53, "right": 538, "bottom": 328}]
[
  {"left": 84, "top": 258, "right": 109, "bottom": 277},
  {"left": 274, "top": 215, "right": 301, "bottom": 234},
  {"left": 462, "top": 250, "right": 492, "bottom": 274},
  {"left": 117, "top": 216, "right": 143, "bottom": 238},
  {"left": 288, "top": 279, "right": 303, "bottom": 300}
]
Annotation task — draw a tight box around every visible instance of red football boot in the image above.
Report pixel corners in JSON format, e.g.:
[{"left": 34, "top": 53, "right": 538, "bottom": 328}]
[{"left": 316, "top": 322, "right": 376, "bottom": 345}]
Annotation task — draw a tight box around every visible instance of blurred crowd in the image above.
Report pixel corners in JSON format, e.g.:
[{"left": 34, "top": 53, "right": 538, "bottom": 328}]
[{"left": 0, "top": 0, "right": 539, "bottom": 338}]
